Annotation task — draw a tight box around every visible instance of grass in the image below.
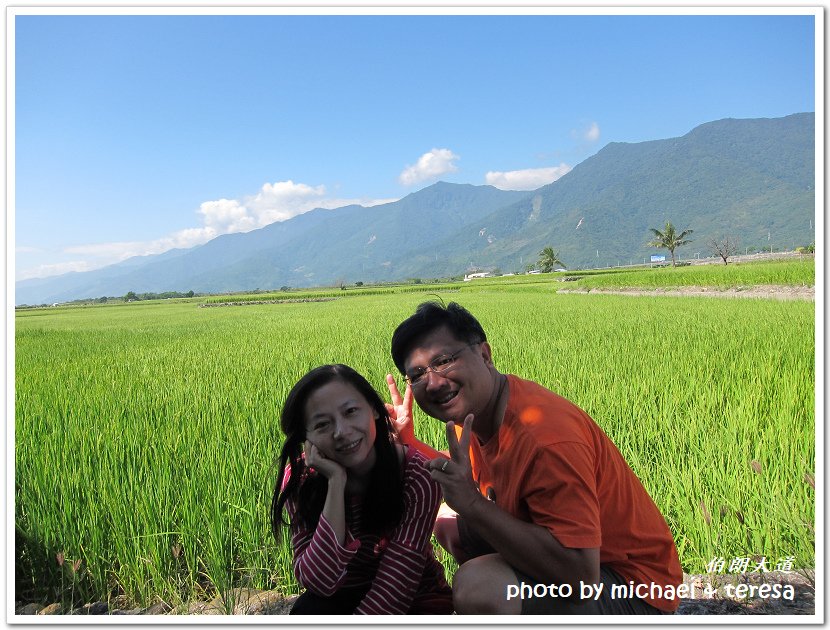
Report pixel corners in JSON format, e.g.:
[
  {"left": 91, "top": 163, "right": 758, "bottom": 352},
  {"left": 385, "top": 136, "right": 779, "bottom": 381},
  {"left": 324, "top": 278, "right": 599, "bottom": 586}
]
[
  {"left": 552, "top": 258, "right": 814, "bottom": 290},
  {"left": 14, "top": 262, "right": 815, "bottom": 608}
]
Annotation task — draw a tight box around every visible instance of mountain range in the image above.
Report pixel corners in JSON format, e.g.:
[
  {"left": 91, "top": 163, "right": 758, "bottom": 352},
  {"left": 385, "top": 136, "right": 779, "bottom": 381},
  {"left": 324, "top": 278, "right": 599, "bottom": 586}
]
[{"left": 16, "top": 112, "right": 814, "bottom": 305}]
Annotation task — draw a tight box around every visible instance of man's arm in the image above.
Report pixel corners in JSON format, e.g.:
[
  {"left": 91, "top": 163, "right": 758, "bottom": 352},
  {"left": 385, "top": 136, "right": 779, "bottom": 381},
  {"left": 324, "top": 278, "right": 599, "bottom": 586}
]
[
  {"left": 426, "top": 417, "right": 600, "bottom": 589},
  {"left": 464, "top": 493, "right": 599, "bottom": 588}
]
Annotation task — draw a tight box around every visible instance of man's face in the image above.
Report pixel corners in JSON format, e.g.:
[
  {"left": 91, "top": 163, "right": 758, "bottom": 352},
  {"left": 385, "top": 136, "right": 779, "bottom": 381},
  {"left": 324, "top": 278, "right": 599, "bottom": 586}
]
[{"left": 403, "top": 325, "right": 496, "bottom": 425}]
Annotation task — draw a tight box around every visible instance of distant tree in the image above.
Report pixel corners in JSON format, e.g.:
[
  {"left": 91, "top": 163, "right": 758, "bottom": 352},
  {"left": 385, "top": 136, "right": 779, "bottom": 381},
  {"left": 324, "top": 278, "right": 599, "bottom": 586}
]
[
  {"left": 708, "top": 235, "right": 740, "bottom": 265},
  {"left": 186, "top": 290, "right": 195, "bottom": 298},
  {"left": 537, "top": 246, "right": 565, "bottom": 273},
  {"left": 280, "top": 286, "right": 290, "bottom": 292},
  {"left": 647, "top": 221, "right": 694, "bottom": 267},
  {"left": 125, "top": 291, "right": 137, "bottom": 301},
  {"left": 97, "top": 296, "right": 108, "bottom": 303},
  {"left": 355, "top": 281, "right": 364, "bottom": 287},
  {"left": 524, "top": 262, "right": 537, "bottom": 273}
]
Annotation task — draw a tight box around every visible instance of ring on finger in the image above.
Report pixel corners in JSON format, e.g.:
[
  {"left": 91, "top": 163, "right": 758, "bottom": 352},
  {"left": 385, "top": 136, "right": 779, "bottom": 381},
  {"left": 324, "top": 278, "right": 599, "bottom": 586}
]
[{"left": 441, "top": 460, "right": 449, "bottom": 472}]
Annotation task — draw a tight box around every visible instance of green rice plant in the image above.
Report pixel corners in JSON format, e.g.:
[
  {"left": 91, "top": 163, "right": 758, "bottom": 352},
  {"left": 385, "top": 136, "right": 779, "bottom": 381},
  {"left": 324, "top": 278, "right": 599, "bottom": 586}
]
[
  {"left": 15, "top": 276, "right": 814, "bottom": 607},
  {"left": 555, "top": 258, "right": 814, "bottom": 290}
]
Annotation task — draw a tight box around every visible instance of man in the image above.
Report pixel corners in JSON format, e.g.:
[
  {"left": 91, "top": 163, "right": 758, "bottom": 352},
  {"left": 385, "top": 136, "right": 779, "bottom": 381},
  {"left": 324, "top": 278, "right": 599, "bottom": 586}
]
[{"left": 385, "top": 301, "right": 682, "bottom": 615}]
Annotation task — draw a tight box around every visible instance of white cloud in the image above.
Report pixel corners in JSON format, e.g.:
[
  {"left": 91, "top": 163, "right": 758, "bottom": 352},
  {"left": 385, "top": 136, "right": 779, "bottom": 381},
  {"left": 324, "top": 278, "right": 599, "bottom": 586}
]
[
  {"left": 571, "top": 121, "right": 601, "bottom": 143},
  {"left": 238, "top": 180, "right": 396, "bottom": 229},
  {"left": 64, "top": 241, "right": 151, "bottom": 257},
  {"left": 485, "top": 164, "right": 572, "bottom": 191},
  {"left": 16, "top": 245, "right": 42, "bottom": 254},
  {"left": 17, "top": 260, "right": 93, "bottom": 280},
  {"left": 18, "top": 179, "right": 398, "bottom": 280},
  {"left": 585, "top": 122, "right": 600, "bottom": 142},
  {"left": 198, "top": 198, "right": 255, "bottom": 232},
  {"left": 245, "top": 180, "right": 327, "bottom": 226},
  {"left": 61, "top": 231, "right": 219, "bottom": 263},
  {"left": 399, "top": 148, "right": 459, "bottom": 186}
]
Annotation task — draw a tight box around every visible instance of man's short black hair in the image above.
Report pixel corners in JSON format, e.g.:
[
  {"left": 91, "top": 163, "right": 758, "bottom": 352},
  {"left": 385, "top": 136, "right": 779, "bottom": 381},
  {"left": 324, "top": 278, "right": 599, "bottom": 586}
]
[{"left": 391, "top": 301, "right": 487, "bottom": 374}]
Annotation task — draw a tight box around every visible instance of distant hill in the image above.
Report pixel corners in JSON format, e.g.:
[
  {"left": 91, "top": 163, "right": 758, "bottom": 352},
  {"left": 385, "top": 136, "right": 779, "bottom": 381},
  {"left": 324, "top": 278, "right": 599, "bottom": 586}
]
[
  {"left": 15, "top": 113, "right": 814, "bottom": 305},
  {"left": 395, "top": 112, "right": 814, "bottom": 276},
  {"left": 16, "top": 183, "right": 528, "bottom": 304}
]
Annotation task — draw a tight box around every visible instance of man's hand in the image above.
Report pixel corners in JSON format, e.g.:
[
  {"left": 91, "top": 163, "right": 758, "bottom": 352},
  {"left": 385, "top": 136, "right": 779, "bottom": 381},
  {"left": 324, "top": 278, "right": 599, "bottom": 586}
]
[
  {"left": 386, "top": 374, "right": 415, "bottom": 444},
  {"left": 427, "top": 414, "right": 481, "bottom": 515}
]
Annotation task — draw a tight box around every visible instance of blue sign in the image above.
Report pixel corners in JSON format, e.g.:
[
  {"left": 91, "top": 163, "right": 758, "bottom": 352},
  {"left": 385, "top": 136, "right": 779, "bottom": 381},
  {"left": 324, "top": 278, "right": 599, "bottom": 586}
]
[{"left": 650, "top": 255, "right": 666, "bottom": 262}]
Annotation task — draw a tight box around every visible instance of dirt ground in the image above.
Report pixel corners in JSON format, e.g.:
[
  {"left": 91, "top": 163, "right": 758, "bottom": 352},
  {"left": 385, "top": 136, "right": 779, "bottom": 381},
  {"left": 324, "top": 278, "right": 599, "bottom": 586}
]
[
  {"left": 16, "top": 570, "right": 816, "bottom": 616},
  {"left": 675, "top": 570, "right": 816, "bottom": 615}
]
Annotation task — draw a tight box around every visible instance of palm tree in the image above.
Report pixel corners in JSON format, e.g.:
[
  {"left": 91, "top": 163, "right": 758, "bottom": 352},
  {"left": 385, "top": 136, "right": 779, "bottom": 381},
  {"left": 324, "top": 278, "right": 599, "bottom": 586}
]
[
  {"left": 648, "top": 221, "right": 694, "bottom": 267},
  {"left": 537, "top": 246, "right": 565, "bottom": 273}
]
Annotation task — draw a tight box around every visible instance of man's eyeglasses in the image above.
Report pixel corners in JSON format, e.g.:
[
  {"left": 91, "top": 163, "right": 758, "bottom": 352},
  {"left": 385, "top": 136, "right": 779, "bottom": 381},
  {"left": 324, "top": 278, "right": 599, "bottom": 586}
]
[{"left": 405, "top": 342, "right": 479, "bottom": 387}]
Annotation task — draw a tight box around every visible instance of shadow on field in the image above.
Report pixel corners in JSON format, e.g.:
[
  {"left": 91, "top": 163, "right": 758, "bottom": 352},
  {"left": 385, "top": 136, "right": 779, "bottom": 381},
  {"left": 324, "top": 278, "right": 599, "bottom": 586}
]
[{"left": 16, "top": 526, "right": 56, "bottom": 603}]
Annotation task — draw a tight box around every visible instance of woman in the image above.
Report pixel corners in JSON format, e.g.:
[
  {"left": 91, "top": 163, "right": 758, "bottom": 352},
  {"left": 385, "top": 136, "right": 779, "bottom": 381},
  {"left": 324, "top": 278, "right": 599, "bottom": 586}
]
[{"left": 270, "top": 364, "right": 453, "bottom": 614}]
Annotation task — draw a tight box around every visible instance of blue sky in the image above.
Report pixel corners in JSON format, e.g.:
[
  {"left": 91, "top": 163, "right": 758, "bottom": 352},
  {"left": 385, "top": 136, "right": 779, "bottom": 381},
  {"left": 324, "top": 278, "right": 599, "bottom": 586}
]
[{"left": 13, "top": 11, "right": 817, "bottom": 281}]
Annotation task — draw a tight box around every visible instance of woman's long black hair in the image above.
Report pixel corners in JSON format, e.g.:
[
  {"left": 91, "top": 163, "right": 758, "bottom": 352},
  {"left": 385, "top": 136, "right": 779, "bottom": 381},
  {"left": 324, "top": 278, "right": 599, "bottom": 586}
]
[{"left": 270, "top": 364, "right": 405, "bottom": 540}]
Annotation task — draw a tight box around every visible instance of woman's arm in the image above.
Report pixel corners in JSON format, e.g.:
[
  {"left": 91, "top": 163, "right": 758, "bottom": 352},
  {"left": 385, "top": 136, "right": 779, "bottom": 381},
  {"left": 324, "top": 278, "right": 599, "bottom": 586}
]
[
  {"left": 287, "top": 448, "right": 362, "bottom": 596},
  {"left": 354, "top": 452, "right": 442, "bottom": 614},
  {"left": 306, "top": 441, "right": 347, "bottom": 544}
]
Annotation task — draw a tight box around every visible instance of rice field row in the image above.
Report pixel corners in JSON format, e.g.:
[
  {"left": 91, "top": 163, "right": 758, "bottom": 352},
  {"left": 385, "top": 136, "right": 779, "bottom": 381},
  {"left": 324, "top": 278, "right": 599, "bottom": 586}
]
[
  {"left": 201, "top": 283, "right": 462, "bottom": 305},
  {"left": 14, "top": 276, "right": 815, "bottom": 609},
  {"left": 554, "top": 258, "right": 814, "bottom": 290}
]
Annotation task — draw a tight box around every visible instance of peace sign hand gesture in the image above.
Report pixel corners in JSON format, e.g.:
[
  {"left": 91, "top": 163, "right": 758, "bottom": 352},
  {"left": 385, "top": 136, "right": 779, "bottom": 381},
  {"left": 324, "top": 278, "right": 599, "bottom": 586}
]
[
  {"left": 386, "top": 374, "right": 415, "bottom": 444},
  {"left": 428, "top": 414, "right": 481, "bottom": 515}
]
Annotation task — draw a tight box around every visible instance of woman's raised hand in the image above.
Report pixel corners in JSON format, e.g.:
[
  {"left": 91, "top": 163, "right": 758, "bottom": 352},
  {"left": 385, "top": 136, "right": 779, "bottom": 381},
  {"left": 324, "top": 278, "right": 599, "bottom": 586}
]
[
  {"left": 304, "top": 440, "right": 346, "bottom": 482},
  {"left": 385, "top": 374, "right": 416, "bottom": 445}
]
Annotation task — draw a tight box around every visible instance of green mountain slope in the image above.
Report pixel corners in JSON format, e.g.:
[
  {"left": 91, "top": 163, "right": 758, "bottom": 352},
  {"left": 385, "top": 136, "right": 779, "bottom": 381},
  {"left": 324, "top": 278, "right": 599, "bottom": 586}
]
[{"left": 400, "top": 112, "right": 813, "bottom": 274}]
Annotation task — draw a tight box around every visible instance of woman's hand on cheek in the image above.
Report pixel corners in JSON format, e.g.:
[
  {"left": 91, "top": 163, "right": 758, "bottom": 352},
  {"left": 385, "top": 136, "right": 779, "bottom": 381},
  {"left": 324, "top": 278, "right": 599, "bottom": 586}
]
[{"left": 304, "top": 440, "right": 347, "bottom": 482}]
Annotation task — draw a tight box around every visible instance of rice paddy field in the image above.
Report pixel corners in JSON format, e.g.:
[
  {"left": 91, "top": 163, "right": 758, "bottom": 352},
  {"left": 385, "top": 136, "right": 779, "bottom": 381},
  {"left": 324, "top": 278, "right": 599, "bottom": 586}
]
[
  {"left": 14, "top": 259, "right": 816, "bottom": 610},
  {"left": 555, "top": 257, "right": 815, "bottom": 290}
]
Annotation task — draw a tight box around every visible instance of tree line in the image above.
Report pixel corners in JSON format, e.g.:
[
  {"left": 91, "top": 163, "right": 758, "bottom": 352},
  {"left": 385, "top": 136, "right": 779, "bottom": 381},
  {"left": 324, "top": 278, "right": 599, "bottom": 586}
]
[{"left": 124, "top": 290, "right": 195, "bottom": 301}]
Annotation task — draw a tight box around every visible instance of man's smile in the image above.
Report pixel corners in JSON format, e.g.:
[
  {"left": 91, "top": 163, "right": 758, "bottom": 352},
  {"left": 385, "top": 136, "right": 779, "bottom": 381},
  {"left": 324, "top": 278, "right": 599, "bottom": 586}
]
[{"left": 434, "top": 390, "right": 459, "bottom": 406}]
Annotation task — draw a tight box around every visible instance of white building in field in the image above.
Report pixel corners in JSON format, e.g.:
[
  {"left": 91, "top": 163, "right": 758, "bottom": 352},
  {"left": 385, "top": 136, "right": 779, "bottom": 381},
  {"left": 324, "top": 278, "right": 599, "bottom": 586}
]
[{"left": 463, "top": 272, "right": 491, "bottom": 281}]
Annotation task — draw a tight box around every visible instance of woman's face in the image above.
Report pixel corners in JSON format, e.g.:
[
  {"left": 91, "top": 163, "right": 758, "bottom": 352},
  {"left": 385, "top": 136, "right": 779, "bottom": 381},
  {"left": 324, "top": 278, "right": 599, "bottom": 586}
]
[{"left": 303, "top": 379, "right": 378, "bottom": 475}]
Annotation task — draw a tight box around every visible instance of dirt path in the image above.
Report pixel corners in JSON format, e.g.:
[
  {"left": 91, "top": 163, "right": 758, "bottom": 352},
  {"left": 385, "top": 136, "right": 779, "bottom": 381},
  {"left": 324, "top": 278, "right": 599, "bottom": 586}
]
[{"left": 16, "top": 570, "right": 815, "bottom": 616}]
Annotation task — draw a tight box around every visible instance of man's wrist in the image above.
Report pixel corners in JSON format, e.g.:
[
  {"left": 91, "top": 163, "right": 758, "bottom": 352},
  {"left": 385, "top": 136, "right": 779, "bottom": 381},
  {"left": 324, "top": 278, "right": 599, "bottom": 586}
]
[{"left": 456, "top": 487, "right": 490, "bottom": 521}]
